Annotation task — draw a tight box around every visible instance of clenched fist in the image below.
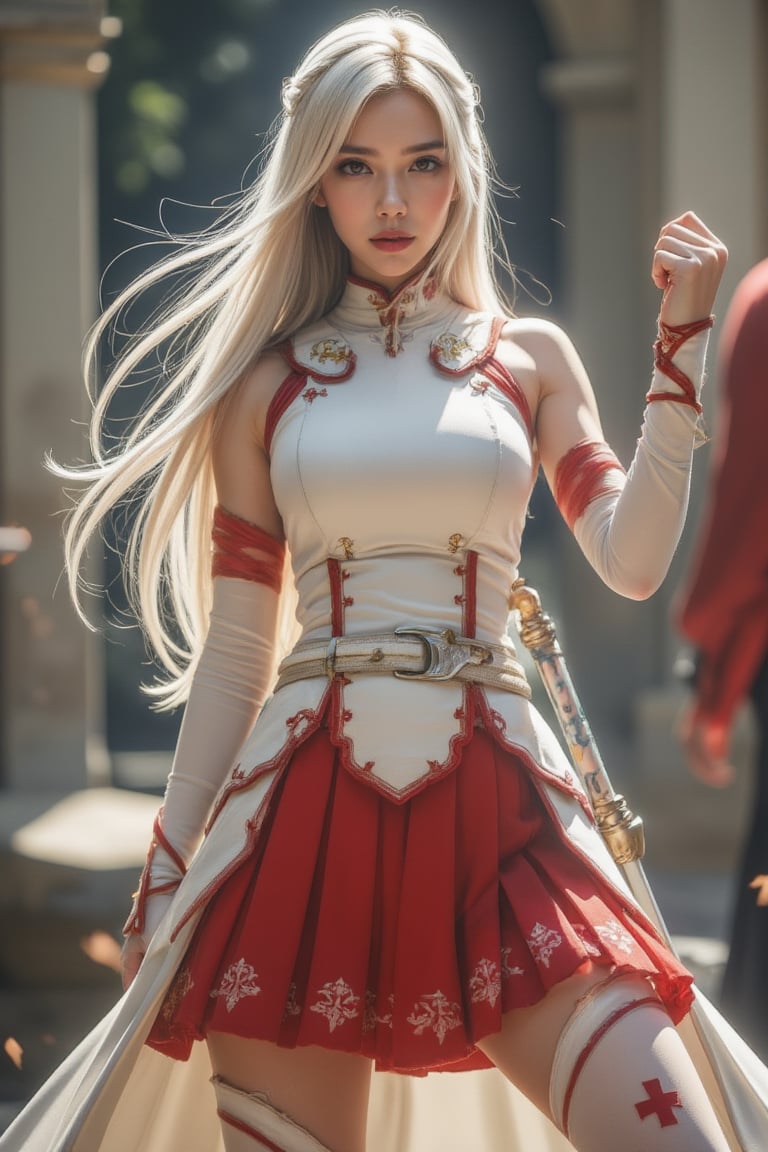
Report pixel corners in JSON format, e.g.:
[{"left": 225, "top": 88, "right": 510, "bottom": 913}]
[{"left": 652, "top": 211, "right": 728, "bottom": 327}]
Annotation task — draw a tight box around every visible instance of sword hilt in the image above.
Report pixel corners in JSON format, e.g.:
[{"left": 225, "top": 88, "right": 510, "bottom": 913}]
[
  {"left": 510, "top": 578, "right": 645, "bottom": 865},
  {"left": 509, "top": 579, "right": 559, "bottom": 654}
]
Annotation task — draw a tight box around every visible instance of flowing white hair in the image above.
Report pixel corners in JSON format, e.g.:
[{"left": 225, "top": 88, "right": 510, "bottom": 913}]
[{"left": 56, "top": 8, "right": 512, "bottom": 708}]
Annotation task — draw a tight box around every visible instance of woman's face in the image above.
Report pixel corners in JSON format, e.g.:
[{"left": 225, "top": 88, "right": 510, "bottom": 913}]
[{"left": 316, "top": 88, "right": 456, "bottom": 292}]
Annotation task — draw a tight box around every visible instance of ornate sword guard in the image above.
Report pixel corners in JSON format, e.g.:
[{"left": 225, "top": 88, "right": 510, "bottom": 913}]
[
  {"left": 509, "top": 578, "right": 646, "bottom": 865},
  {"left": 592, "top": 795, "right": 646, "bottom": 865}
]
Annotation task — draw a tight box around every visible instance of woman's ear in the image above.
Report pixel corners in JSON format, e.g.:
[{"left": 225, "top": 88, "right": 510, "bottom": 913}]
[{"left": 312, "top": 185, "right": 327, "bottom": 208}]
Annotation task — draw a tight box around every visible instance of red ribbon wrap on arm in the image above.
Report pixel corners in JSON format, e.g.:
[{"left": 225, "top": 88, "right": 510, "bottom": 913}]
[
  {"left": 554, "top": 440, "right": 626, "bottom": 532},
  {"left": 211, "top": 505, "right": 286, "bottom": 591}
]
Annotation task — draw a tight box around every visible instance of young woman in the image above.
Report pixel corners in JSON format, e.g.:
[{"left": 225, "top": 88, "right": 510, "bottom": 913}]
[{"left": 0, "top": 11, "right": 734, "bottom": 1152}]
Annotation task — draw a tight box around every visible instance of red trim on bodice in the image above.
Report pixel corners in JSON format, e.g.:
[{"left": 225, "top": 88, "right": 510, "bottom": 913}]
[
  {"left": 265, "top": 335, "right": 357, "bottom": 455},
  {"left": 554, "top": 439, "right": 626, "bottom": 531},
  {"left": 327, "top": 557, "right": 350, "bottom": 637},
  {"left": 429, "top": 319, "right": 533, "bottom": 441},
  {"left": 459, "top": 550, "right": 478, "bottom": 638},
  {"left": 264, "top": 370, "right": 308, "bottom": 457},
  {"left": 482, "top": 356, "right": 535, "bottom": 442}
]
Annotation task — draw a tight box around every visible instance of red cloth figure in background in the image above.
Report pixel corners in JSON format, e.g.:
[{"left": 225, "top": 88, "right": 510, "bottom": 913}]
[{"left": 676, "top": 256, "right": 768, "bottom": 1059}]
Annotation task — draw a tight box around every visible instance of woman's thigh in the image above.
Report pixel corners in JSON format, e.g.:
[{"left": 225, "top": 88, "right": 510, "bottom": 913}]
[
  {"left": 207, "top": 1032, "right": 372, "bottom": 1152},
  {"left": 476, "top": 961, "right": 608, "bottom": 1114}
]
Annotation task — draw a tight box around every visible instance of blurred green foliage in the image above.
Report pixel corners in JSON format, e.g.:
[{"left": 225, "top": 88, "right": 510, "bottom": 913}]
[{"left": 99, "top": 0, "right": 281, "bottom": 256}]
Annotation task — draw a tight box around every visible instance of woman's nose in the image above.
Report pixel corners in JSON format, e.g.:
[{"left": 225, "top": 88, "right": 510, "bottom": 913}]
[{"left": 377, "top": 175, "right": 406, "bottom": 216}]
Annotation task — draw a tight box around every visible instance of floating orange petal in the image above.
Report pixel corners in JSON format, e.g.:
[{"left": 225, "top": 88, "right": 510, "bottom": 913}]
[
  {"left": 80, "top": 930, "right": 122, "bottom": 973},
  {"left": 749, "top": 875, "right": 768, "bottom": 907},
  {"left": 4, "top": 1037, "right": 23, "bottom": 1069}
]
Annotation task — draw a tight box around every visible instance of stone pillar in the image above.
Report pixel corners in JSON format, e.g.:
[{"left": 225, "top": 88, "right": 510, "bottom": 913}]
[
  {"left": 630, "top": 0, "right": 765, "bottom": 864},
  {"left": 656, "top": 0, "right": 764, "bottom": 668},
  {"left": 0, "top": 4, "right": 114, "bottom": 791},
  {"left": 535, "top": 0, "right": 764, "bottom": 736},
  {"left": 534, "top": 0, "right": 764, "bottom": 861},
  {"left": 536, "top": 0, "right": 657, "bottom": 758}
]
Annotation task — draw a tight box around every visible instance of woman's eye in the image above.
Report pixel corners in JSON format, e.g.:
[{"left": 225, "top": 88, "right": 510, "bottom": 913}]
[
  {"left": 338, "top": 159, "right": 370, "bottom": 176},
  {"left": 411, "top": 156, "right": 441, "bottom": 172}
]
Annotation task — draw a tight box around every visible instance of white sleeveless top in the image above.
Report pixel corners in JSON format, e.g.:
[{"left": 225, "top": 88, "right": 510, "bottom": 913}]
[{"left": 210, "top": 274, "right": 593, "bottom": 816}]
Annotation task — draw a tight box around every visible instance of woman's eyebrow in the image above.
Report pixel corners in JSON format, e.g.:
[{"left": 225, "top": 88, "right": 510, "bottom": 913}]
[{"left": 337, "top": 139, "right": 446, "bottom": 156}]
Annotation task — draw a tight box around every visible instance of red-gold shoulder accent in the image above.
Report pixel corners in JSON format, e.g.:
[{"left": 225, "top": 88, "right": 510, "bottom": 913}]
[
  {"left": 281, "top": 334, "right": 357, "bottom": 383},
  {"left": 265, "top": 333, "right": 357, "bottom": 452},
  {"left": 431, "top": 315, "right": 533, "bottom": 439},
  {"left": 212, "top": 504, "right": 285, "bottom": 590},
  {"left": 554, "top": 439, "right": 626, "bottom": 531},
  {"left": 430, "top": 315, "right": 504, "bottom": 376}
]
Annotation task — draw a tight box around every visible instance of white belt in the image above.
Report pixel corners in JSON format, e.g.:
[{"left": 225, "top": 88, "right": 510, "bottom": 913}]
[{"left": 275, "top": 627, "right": 531, "bottom": 698}]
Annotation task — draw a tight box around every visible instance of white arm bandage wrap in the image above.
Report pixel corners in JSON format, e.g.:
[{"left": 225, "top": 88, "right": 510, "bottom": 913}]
[
  {"left": 128, "top": 576, "right": 280, "bottom": 942},
  {"left": 568, "top": 329, "right": 709, "bottom": 599}
]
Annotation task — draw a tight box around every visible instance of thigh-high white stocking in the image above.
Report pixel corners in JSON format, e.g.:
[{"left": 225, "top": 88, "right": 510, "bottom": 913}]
[
  {"left": 549, "top": 974, "right": 730, "bottom": 1151},
  {"left": 213, "top": 1077, "right": 333, "bottom": 1152}
]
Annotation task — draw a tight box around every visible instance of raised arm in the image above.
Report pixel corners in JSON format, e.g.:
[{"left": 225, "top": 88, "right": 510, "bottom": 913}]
[
  {"left": 524, "top": 212, "right": 727, "bottom": 599},
  {"left": 122, "top": 351, "right": 289, "bottom": 987}
]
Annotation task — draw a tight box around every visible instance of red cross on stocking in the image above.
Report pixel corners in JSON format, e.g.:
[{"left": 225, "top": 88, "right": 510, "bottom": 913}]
[{"left": 634, "top": 1078, "right": 683, "bottom": 1127}]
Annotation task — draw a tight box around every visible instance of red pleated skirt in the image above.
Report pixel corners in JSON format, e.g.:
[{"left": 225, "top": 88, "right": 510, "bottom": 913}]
[{"left": 147, "top": 726, "right": 693, "bottom": 1075}]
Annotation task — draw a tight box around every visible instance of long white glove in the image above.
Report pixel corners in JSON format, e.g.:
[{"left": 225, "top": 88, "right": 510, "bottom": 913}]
[
  {"left": 564, "top": 326, "right": 710, "bottom": 599},
  {"left": 124, "top": 575, "right": 281, "bottom": 946}
]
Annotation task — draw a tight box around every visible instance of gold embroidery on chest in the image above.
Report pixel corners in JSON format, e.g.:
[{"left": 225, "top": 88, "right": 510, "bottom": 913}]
[
  {"left": 447, "top": 533, "right": 465, "bottom": 554},
  {"left": 430, "top": 318, "right": 496, "bottom": 374},
  {"left": 338, "top": 536, "right": 355, "bottom": 560},
  {"left": 434, "top": 333, "right": 473, "bottom": 364},
  {"left": 310, "top": 337, "right": 353, "bottom": 367}
]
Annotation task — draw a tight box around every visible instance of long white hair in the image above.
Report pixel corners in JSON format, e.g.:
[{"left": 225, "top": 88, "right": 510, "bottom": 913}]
[{"left": 57, "top": 8, "right": 514, "bottom": 708}]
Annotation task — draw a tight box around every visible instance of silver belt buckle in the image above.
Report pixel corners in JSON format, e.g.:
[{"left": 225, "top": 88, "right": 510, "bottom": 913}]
[{"left": 393, "top": 626, "right": 492, "bottom": 681}]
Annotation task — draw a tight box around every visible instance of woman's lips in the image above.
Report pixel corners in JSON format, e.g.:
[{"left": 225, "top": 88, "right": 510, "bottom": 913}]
[{"left": 370, "top": 235, "right": 415, "bottom": 252}]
